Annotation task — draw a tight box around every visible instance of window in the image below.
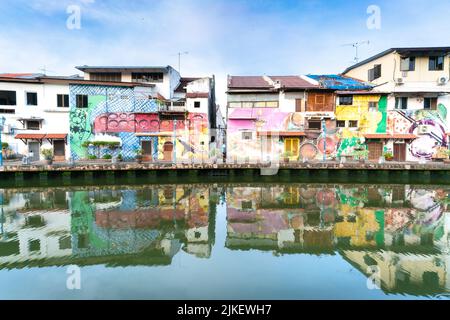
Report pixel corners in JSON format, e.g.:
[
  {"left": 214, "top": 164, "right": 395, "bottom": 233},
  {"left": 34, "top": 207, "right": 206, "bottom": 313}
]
[
  {"left": 368, "top": 64, "right": 382, "bottom": 81},
  {"left": 59, "top": 236, "right": 72, "bottom": 250},
  {"left": 29, "top": 239, "right": 41, "bottom": 252},
  {"left": 429, "top": 56, "right": 444, "bottom": 71},
  {"left": 337, "top": 120, "right": 346, "bottom": 128},
  {"left": 132, "top": 72, "right": 164, "bottom": 83},
  {"left": 76, "top": 95, "right": 88, "bottom": 108},
  {"left": 26, "top": 120, "right": 41, "bottom": 130},
  {"left": 400, "top": 57, "right": 416, "bottom": 71},
  {"left": 424, "top": 97, "right": 438, "bottom": 110},
  {"left": 241, "top": 201, "right": 253, "bottom": 210},
  {"left": 242, "top": 132, "right": 252, "bottom": 140},
  {"left": 26, "top": 92, "right": 38, "bottom": 106},
  {"left": 308, "top": 120, "right": 321, "bottom": 130},
  {"left": 90, "top": 72, "right": 121, "bottom": 82},
  {"left": 227, "top": 101, "right": 279, "bottom": 108},
  {"left": 0, "top": 90, "right": 16, "bottom": 105},
  {"left": 368, "top": 101, "right": 378, "bottom": 111},
  {"left": 194, "top": 101, "right": 201, "bottom": 108},
  {"left": 395, "top": 97, "right": 408, "bottom": 110},
  {"left": 57, "top": 94, "right": 69, "bottom": 108},
  {"left": 348, "top": 120, "right": 358, "bottom": 128},
  {"left": 0, "top": 109, "right": 15, "bottom": 114},
  {"left": 339, "top": 95, "right": 353, "bottom": 105}
]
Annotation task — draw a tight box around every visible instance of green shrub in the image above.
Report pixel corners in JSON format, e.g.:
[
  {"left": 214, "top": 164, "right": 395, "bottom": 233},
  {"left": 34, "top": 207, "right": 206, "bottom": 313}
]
[
  {"left": 1, "top": 142, "right": 8, "bottom": 149},
  {"left": 41, "top": 148, "right": 53, "bottom": 160},
  {"left": 103, "top": 154, "right": 112, "bottom": 160},
  {"left": 88, "top": 155, "right": 98, "bottom": 160}
]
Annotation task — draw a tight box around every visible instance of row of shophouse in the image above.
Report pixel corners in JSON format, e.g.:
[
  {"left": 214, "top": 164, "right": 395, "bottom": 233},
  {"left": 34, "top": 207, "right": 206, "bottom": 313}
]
[
  {"left": 1, "top": 46, "right": 450, "bottom": 163},
  {"left": 0, "top": 66, "right": 224, "bottom": 162},
  {"left": 227, "top": 46, "right": 450, "bottom": 162}
]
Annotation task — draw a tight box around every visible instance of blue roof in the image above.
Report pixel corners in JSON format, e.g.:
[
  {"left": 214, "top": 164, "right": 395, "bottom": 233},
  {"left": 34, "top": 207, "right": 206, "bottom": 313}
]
[{"left": 307, "top": 74, "right": 374, "bottom": 90}]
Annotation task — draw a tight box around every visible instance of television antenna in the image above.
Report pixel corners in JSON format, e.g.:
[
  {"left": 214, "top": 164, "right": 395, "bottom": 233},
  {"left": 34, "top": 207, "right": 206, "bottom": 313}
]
[
  {"left": 38, "top": 65, "right": 56, "bottom": 76},
  {"left": 174, "top": 51, "right": 189, "bottom": 74},
  {"left": 342, "top": 41, "right": 370, "bottom": 63}
]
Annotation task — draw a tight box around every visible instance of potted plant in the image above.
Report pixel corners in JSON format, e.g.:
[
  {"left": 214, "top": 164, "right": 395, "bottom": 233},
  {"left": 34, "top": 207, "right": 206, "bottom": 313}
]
[
  {"left": 117, "top": 153, "right": 123, "bottom": 162},
  {"left": 281, "top": 151, "right": 293, "bottom": 163},
  {"left": 353, "top": 149, "right": 369, "bottom": 163},
  {"left": 41, "top": 148, "right": 53, "bottom": 165},
  {"left": 383, "top": 151, "right": 394, "bottom": 161},
  {"left": 135, "top": 148, "right": 143, "bottom": 164}
]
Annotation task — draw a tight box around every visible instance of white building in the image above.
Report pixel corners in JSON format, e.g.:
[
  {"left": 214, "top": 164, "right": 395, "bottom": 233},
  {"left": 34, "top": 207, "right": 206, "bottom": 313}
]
[{"left": 0, "top": 74, "right": 74, "bottom": 161}]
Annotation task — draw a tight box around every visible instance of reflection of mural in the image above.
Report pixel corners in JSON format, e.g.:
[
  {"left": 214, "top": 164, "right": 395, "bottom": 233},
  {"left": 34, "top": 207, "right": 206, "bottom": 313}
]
[
  {"left": 225, "top": 184, "right": 450, "bottom": 296},
  {"left": 69, "top": 84, "right": 210, "bottom": 161}
]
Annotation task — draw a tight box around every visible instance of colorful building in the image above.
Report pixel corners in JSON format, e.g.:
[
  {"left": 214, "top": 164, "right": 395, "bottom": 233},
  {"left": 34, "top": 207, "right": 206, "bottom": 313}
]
[
  {"left": 226, "top": 74, "right": 373, "bottom": 162},
  {"left": 343, "top": 47, "right": 450, "bottom": 161},
  {"left": 69, "top": 66, "right": 222, "bottom": 162}
]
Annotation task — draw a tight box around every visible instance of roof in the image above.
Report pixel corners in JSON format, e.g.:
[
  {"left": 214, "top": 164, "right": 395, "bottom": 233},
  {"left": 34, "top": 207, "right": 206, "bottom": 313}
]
[
  {"left": 0, "top": 73, "right": 43, "bottom": 79},
  {"left": 343, "top": 47, "right": 450, "bottom": 74},
  {"left": 228, "top": 76, "right": 272, "bottom": 90},
  {"left": 0, "top": 76, "right": 155, "bottom": 88},
  {"left": 363, "top": 133, "right": 417, "bottom": 139},
  {"left": 268, "top": 76, "right": 318, "bottom": 89},
  {"left": 307, "top": 74, "right": 373, "bottom": 90},
  {"left": 186, "top": 92, "right": 209, "bottom": 98},
  {"left": 174, "top": 77, "right": 201, "bottom": 93},
  {"left": 75, "top": 65, "right": 173, "bottom": 73}
]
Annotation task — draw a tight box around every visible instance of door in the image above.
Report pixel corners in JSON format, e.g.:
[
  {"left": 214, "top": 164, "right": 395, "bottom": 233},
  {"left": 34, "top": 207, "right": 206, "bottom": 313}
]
[
  {"left": 368, "top": 142, "right": 383, "bottom": 161},
  {"left": 295, "top": 99, "right": 303, "bottom": 112},
  {"left": 28, "top": 142, "right": 40, "bottom": 161},
  {"left": 53, "top": 140, "right": 65, "bottom": 161},
  {"left": 284, "top": 138, "right": 300, "bottom": 158},
  {"left": 163, "top": 142, "right": 174, "bottom": 161},
  {"left": 394, "top": 143, "right": 406, "bottom": 162},
  {"left": 141, "top": 140, "right": 153, "bottom": 161}
]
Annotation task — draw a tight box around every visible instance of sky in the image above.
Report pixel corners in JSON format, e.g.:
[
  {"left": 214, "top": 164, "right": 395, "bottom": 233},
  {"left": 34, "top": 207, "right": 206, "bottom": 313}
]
[{"left": 1, "top": 0, "right": 450, "bottom": 105}]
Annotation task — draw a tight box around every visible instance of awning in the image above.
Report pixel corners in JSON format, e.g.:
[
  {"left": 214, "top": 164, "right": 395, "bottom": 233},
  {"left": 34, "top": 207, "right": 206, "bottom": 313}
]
[
  {"left": 15, "top": 133, "right": 67, "bottom": 144},
  {"left": 364, "top": 133, "right": 417, "bottom": 140},
  {"left": 257, "top": 131, "right": 306, "bottom": 137}
]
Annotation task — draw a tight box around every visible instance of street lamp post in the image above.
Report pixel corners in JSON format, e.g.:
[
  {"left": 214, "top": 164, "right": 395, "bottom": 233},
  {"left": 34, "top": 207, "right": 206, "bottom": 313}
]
[{"left": 0, "top": 116, "right": 6, "bottom": 167}]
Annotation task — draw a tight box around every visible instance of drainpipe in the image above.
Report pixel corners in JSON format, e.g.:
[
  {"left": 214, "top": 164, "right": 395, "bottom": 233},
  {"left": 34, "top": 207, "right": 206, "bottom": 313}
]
[
  {"left": 0, "top": 116, "right": 5, "bottom": 167},
  {"left": 173, "top": 119, "right": 177, "bottom": 164},
  {"left": 322, "top": 118, "right": 327, "bottom": 161}
]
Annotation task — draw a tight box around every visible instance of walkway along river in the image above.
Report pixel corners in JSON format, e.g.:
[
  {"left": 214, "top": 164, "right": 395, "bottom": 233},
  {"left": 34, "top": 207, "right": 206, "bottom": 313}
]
[{"left": 0, "top": 182, "right": 450, "bottom": 299}]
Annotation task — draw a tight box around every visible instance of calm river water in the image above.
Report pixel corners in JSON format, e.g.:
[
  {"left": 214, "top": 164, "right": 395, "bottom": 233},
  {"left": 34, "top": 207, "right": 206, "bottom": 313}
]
[{"left": 0, "top": 183, "right": 449, "bottom": 299}]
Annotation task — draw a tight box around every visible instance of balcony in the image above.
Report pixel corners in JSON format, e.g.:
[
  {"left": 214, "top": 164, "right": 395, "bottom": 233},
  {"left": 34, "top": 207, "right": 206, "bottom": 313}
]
[{"left": 159, "top": 101, "right": 186, "bottom": 113}]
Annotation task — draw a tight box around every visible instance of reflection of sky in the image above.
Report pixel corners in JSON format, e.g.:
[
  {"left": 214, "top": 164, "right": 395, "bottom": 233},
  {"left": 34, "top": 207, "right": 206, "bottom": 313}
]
[{"left": 0, "top": 203, "right": 433, "bottom": 300}]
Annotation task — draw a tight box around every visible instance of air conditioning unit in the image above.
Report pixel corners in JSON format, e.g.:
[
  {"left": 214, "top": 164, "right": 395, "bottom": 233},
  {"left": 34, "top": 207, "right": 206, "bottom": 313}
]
[
  {"left": 395, "top": 78, "right": 404, "bottom": 85},
  {"left": 437, "top": 76, "right": 449, "bottom": 86},
  {"left": 418, "top": 125, "right": 430, "bottom": 135}
]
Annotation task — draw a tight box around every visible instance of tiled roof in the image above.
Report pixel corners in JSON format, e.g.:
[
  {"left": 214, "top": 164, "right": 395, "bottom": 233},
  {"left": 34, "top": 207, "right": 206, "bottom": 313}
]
[
  {"left": 186, "top": 92, "right": 209, "bottom": 98},
  {"left": 269, "top": 76, "right": 318, "bottom": 89},
  {"left": 228, "top": 76, "right": 272, "bottom": 89},
  {"left": 0, "top": 73, "right": 43, "bottom": 79}
]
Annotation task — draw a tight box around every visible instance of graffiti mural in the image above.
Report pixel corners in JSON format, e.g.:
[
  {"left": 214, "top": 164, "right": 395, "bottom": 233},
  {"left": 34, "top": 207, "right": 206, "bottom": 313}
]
[
  {"left": 69, "top": 84, "right": 210, "bottom": 161},
  {"left": 387, "top": 106, "right": 448, "bottom": 160}
]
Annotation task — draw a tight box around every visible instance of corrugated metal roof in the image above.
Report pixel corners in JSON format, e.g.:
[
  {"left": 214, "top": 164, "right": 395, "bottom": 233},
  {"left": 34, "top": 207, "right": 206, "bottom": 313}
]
[
  {"left": 307, "top": 74, "right": 373, "bottom": 90},
  {"left": 269, "top": 76, "right": 318, "bottom": 89},
  {"left": 76, "top": 65, "right": 172, "bottom": 73},
  {"left": 228, "top": 76, "right": 272, "bottom": 89}
]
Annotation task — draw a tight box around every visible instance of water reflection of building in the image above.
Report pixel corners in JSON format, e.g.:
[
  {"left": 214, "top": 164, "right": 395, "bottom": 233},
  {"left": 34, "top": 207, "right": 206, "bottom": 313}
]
[
  {"left": 226, "top": 185, "right": 450, "bottom": 296},
  {"left": 0, "top": 185, "right": 216, "bottom": 268}
]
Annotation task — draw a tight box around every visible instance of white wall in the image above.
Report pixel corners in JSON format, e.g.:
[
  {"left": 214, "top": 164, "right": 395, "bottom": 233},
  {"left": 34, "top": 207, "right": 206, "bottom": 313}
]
[{"left": 0, "top": 81, "right": 70, "bottom": 158}]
